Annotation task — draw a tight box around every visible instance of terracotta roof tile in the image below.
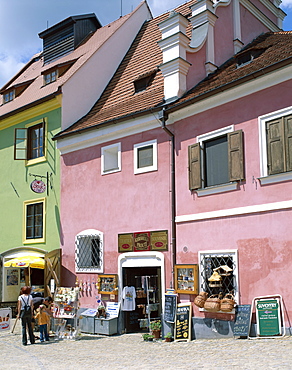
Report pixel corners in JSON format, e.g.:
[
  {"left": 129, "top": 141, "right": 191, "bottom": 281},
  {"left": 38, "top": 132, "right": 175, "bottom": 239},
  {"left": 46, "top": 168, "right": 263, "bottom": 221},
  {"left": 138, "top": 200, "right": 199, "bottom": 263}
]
[
  {"left": 171, "top": 31, "right": 292, "bottom": 108},
  {"left": 56, "top": 0, "right": 197, "bottom": 137},
  {"left": 56, "top": 3, "right": 292, "bottom": 140}
]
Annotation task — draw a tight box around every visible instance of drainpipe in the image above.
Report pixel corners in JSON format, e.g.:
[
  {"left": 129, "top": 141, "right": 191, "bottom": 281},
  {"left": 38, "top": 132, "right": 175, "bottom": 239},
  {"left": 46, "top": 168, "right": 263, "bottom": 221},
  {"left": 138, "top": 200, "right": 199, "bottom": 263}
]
[{"left": 158, "top": 107, "right": 176, "bottom": 288}]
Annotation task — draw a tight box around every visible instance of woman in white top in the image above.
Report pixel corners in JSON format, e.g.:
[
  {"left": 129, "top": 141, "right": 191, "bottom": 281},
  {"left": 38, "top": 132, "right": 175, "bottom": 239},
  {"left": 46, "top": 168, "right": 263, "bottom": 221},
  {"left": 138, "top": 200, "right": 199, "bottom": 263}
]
[{"left": 17, "top": 286, "right": 35, "bottom": 345}]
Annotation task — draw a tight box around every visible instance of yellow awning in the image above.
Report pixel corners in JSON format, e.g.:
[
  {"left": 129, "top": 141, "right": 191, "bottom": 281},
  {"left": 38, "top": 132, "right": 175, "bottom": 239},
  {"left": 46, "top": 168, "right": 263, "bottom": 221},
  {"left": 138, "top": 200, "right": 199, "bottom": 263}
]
[{"left": 4, "top": 256, "right": 45, "bottom": 269}]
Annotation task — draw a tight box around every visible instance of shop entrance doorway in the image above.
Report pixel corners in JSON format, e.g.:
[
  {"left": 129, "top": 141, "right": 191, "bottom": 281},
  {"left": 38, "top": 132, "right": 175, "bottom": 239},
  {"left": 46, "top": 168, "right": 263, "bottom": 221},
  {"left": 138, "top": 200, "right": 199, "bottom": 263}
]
[{"left": 123, "top": 266, "right": 161, "bottom": 333}]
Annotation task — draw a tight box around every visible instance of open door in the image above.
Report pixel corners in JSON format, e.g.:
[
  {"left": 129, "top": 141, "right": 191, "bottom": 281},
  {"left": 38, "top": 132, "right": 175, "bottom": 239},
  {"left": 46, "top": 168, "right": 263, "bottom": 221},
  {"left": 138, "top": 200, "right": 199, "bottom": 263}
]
[{"left": 44, "top": 249, "right": 61, "bottom": 297}]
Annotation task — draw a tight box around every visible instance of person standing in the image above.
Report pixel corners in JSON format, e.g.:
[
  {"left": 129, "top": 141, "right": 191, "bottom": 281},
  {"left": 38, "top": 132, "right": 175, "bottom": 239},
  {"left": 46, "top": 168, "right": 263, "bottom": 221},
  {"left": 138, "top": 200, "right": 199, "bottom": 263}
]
[
  {"left": 35, "top": 304, "right": 50, "bottom": 342},
  {"left": 17, "top": 286, "right": 35, "bottom": 346}
]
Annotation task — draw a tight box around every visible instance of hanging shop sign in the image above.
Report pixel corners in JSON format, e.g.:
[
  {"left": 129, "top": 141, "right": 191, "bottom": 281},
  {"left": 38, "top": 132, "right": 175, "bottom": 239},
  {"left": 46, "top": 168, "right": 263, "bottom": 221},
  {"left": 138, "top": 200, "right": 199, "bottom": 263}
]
[
  {"left": 31, "top": 179, "right": 46, "bottom": 193},
  {"left": 118, "top": 230, "right": 168, "bottom": 253}
]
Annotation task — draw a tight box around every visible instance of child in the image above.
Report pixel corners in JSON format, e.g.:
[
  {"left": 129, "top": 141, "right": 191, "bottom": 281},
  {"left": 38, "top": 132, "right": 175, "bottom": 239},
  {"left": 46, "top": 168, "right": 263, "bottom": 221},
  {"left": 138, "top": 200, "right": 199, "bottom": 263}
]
[{"left": 35, "top": 304, "right": 50, "bottom": 342}]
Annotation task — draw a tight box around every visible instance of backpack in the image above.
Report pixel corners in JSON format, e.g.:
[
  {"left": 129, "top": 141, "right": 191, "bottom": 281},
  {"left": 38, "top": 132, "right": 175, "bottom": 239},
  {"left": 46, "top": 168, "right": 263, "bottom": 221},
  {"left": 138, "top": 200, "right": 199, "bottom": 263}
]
[{"left": 21, "top": 296, "right": 31, "bottom": 317}]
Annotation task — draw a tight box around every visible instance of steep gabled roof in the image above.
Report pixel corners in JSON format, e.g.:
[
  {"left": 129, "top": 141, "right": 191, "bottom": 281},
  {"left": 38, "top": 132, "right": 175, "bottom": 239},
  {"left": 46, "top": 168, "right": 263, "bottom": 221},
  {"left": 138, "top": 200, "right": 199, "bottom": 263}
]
[
  {"left": 0, "top": 10, "right": 137, "bottom": 118},
  {"left": 54, "top": 2, "right": 292, "bottom": 141},
  {"left": 54, "top": 0, "right": 197, "bottom": 139}
]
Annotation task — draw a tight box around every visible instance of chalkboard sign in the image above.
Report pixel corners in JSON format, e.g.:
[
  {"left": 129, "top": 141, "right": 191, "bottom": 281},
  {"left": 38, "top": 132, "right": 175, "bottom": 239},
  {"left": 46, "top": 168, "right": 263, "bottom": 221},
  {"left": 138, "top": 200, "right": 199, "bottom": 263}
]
[
  {"left": 164, "top": 295, "right": 177, "bottom": 323},
  {"left": 233, "top": 305, "right": 251, "bottom": 337},
  {"left": 175, "top": 303, "right": 192, "bottom": 342}
]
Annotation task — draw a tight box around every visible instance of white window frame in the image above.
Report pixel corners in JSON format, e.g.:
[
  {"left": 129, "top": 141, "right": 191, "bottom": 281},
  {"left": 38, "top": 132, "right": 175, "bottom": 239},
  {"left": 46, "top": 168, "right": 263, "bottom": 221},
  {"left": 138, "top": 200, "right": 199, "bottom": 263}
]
[
  {"left": 75, "top": 229, "right": 104, "bottom": 273},
  {"left": 101, "top": 142, "right": 121, "bottom": 175},
  {"left": 134, "top": 139, "right": 157, "bottom": 174},
  {"left": 196, "top": 125, "right": 236, "bottom": 195},
  {"left": 258, "top": 106, "right": 292, "bottom": 184},
  {"left": 198, "top": 249, "right": 239, "bottom": 311}
]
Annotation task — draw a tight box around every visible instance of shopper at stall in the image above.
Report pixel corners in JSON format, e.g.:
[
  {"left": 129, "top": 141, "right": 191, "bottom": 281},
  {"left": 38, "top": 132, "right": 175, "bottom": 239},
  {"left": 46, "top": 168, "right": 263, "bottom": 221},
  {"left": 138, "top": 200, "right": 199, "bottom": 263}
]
[
  {"left": 35, "top": 304, "right": 50, "bottom": 342},
  {"left": 17, "top": 286, "right": 35, "bottom": 346},
  {"left": 32, "top": 296, "right": 53, "bottom": 332}
]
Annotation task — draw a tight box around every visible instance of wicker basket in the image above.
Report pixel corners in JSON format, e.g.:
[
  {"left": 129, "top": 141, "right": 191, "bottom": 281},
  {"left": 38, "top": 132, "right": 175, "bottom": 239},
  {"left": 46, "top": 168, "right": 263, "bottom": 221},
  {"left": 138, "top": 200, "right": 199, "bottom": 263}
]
[
  {"left": 204, "top": 295, "right": 221, "bottom": 312},
  {"left": 194, "top": 292, "right": 208, "bottom": 308},
  {"left": 220, "top": 294, "right": 235, "bottom": 312}
]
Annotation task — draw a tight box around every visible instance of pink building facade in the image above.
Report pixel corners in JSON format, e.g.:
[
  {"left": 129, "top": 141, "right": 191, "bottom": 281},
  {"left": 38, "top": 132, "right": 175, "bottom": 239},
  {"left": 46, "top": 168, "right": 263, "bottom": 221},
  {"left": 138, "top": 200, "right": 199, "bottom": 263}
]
[{"left": 55, "top": 0, "right": 292, "bottom": 337}]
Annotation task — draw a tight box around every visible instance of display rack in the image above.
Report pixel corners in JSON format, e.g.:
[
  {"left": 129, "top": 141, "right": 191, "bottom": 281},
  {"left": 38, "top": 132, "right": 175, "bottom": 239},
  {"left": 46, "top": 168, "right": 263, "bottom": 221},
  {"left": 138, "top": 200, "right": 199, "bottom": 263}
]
[
  {"left": 174, "top": 265, "right": 199, "bottom": 294},
  {"left": 53, "top": 287, "right": 80, "bottom": 340},
  {"left": 97, "top": 274, "right": 118, "bottom": 295}
]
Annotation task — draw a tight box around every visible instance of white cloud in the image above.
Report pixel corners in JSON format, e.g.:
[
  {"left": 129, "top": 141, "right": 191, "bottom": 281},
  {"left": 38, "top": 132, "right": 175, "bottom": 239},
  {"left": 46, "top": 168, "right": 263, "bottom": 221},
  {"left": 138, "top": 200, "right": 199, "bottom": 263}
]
[
  {"left": 282, "top": 0, "right": 292, "bottom": 8},
  {"left": 0, "top": 55, "right": 25, "bottom": 88}
]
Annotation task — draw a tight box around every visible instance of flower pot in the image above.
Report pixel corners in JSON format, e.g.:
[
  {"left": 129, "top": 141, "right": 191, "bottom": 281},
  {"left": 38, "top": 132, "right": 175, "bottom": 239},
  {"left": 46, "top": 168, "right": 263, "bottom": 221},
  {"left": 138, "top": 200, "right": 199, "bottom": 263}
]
[
  {"left": 152, "top": 330, "right": 161, "bottom": 339},
  {"left": 165, "top": 337, "right": 172, "bottom": 342}
]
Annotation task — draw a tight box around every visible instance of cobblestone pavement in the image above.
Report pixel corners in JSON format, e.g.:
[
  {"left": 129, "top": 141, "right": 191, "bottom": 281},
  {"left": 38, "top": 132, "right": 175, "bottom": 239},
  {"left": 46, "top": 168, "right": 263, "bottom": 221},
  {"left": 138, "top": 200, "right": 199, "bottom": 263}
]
[{"left": 0, "top": 320, "right": 291, "bottom": 369}]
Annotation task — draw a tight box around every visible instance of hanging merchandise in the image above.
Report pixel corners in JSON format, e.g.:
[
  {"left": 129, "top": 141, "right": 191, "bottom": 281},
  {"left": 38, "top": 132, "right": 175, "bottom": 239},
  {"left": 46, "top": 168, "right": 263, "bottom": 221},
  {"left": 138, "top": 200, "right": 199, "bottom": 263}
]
[
  {"left": 208, "top": 271, "right": 222, "bottom": 288},
  {"left": 214, "top": 265, "right": 233, "bottom": 276},
  {"left": 122, "top": 286, "right": 136, "bottom": 311}
]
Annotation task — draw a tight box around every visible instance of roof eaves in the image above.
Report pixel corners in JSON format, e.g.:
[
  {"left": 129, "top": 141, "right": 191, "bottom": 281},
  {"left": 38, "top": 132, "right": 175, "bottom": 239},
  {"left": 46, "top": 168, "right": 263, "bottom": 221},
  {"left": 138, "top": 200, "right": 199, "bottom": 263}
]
[
  {"left": 53, "top": 101, "right": 164, "bottom": 141},
  {"left": 0, "top": 87, "right": 62, "bottom": 120},
  {"left": 167, "top": 56, "right": 292, "bottom": 113}
]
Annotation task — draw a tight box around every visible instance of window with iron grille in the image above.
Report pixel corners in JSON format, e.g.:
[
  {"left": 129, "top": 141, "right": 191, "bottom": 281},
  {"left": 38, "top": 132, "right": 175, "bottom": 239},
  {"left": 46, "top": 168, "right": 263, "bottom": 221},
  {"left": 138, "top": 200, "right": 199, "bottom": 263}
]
[
  {"left": 75, "top": 230, "right": 103, "bottom": 273},
  {"left": 199, "top": 250, "right": 238, "bottom": 307}
]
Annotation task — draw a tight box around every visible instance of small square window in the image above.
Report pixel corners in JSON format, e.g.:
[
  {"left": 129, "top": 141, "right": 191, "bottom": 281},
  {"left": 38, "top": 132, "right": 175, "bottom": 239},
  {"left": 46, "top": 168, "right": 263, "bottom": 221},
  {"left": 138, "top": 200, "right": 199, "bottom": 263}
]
[
  {"left": 134, "top": 140, "right": 157, "bottom": 174},
  {"left": 44, "top": 70, "right": 57, "bottom": 85},
  {"left": 3, "top": 90, "right": 14, "bottom": 103},
  {"left": 101, "top": 143, "right": 121, "bottom": 175}
]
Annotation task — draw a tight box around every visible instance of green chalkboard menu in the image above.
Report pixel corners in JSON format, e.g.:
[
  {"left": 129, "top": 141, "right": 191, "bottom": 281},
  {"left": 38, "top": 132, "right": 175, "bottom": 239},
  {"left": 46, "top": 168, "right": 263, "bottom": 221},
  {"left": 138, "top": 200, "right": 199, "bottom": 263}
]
[
  {"left": 233, "top": 305, "right": 251, "bottom": 337},
  {"left": 164, "top": 295, "right": 177, "bottom": 323},
  {"left": 256, "top": 298, "right": 281, "bottom": 336},
  {"left": 174, "top": 303, "right": 192, "bottom": 342}
]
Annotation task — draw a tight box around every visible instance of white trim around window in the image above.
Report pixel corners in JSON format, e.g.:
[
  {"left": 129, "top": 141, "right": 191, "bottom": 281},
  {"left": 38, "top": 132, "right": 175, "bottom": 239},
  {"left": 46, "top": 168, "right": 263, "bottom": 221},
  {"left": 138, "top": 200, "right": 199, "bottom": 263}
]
[
  {"left": 258, "top": 106, "right": 292, "bottom": 180},
  {"left": 101, "top": 142, "right": 121, "bottom": 175},
  {"left": 134, "top": 139, "right": 157, "bottom": 174}
]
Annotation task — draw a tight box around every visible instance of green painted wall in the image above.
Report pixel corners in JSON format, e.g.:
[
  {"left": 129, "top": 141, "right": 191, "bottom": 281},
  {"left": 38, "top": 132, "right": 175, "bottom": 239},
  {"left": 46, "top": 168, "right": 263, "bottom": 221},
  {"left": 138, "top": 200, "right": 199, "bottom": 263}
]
[{"left": 0, "top": 107, "right": 61, "bottom": 254}]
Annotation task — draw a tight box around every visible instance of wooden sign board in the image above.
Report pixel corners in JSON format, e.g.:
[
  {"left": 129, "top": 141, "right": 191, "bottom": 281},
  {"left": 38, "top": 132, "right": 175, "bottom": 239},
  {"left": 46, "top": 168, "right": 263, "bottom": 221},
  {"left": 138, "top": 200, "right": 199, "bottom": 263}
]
[
  {"left": 233, "top": 305, "right": 251, "bottom": 337},
  {"left": 164, "top": 294, "right": 177, "bottom": 323},
  {"left": 174, "top": 302, "right": 192, "bottom": 342}
]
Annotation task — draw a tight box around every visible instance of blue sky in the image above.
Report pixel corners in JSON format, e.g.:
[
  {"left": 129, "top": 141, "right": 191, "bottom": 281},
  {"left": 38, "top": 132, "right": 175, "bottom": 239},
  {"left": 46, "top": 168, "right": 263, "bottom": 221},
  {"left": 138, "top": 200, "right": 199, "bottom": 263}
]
[{"left": 0, "top": 0, "right": 291, "bottom": 88}]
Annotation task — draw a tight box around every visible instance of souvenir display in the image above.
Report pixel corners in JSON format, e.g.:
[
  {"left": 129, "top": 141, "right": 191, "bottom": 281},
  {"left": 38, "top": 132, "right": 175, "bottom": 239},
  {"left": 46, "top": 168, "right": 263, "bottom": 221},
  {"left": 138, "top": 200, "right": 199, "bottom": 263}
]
[
  {"left": 53, "top": 287, "right": 80, "bottom": 340},
  {"left": 174, "top": 265, "right": 199, "bottom": 294}
]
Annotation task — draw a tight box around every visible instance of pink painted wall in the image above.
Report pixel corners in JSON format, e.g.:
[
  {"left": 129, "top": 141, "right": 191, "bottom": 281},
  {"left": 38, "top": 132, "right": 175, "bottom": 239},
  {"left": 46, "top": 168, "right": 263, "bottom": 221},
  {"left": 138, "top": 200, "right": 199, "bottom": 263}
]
[
  {"left": 173, "top": 80, "right": 292, "bottom": 324},
  {"left": 214, "top": 5, "right": 234, "bottom": 67},
  {"left": 240, "top": 4, "right": 270, "bottom": 46},
  {"left": 61, "top": 128, "right": 174, "bottom": 307}
]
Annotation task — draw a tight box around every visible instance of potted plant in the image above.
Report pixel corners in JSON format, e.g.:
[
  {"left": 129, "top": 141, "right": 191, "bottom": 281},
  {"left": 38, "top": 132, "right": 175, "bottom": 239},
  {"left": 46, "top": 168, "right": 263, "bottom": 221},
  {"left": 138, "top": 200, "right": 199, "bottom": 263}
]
[
  {"left": 97, "top": 304, "right": 106, "bottom": 318},
  {"left": 164, "top": 332, "right": 173, "bottom": 342},
  {"left": 142, "top": 333, "right": 154, "bottom": 341},
  {"left": 150, "top": 320, "right": 161, "bottom": 339}
]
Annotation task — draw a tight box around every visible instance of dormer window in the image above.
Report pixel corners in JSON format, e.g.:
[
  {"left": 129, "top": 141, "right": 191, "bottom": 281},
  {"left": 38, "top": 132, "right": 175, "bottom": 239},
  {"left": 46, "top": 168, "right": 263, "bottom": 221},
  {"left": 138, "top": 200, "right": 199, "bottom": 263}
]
[
  {"left": 236, "top": 48, "right": 265, "bottom": 68},
  {"left": 3, "top": 90, "right": 15, "bottom": 103},
  {"left": 134, "top": 70, "right": 156, "bottom": 94},
  {"left": 44, "top": 70, "right": 57, "bottom": 85}
]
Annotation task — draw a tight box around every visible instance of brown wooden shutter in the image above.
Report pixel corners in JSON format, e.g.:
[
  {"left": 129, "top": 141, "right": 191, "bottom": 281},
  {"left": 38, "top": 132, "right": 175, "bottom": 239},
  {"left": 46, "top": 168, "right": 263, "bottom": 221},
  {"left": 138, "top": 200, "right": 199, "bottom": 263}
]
[
  {"left": 188, "top": 143, "right": 201, "bottom": 190},
  {"left": 228, "top": 129, "right": 244, "bottom": 181},
  {"left": 284, "top": 115, "right": 292, "bottom": 172},
  {"left": 14, "top": 128, "right": 27, "bottom": 160},
  {"left": 266, "top": 118, "right": 285, "bottom": 175}
]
